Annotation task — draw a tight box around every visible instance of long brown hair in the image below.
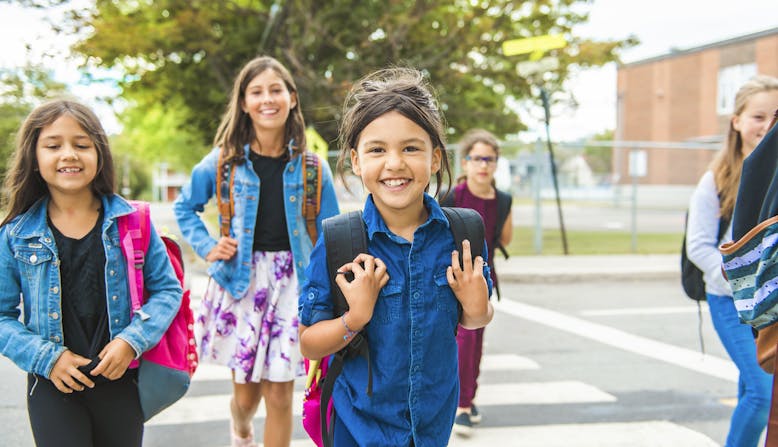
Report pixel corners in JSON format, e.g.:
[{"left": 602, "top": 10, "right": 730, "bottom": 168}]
[
  {"left": 1, "top": 99, "right": 115, "bottom": 226},
  {"left": 712, "top": 75, "right": 778, "bottom": 219},
  {"left": 213, "top": 56, "right": 306, "bottom": 164},
  {"left": 336, "top": 67, "right": 452, "bottom": 197}
]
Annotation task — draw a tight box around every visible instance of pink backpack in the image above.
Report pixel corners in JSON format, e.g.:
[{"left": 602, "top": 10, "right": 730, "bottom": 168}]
[
  {"left": 302, "top": 357, "right": 332, "bottom": 446},
  {"left": 118, "top": 200, "right": 198, "bottom": 421}
]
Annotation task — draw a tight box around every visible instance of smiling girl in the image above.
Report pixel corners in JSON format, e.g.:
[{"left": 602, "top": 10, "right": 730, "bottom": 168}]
[
  {"left": 0, "top": 99, "right": 181, "bottom": 447},
  {"left": 174, "top": 56, "right": 339, "bottom": 447},
  {"left": 298, "top": 67, "right": 493, "bottom": 446}
]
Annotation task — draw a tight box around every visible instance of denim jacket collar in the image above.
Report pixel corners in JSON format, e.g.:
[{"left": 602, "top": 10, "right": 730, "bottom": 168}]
[{"left": 11, "top": 195, "right": 136, "bottom": 240}]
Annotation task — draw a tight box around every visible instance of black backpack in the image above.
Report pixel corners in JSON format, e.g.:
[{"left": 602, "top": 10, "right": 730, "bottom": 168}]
[
  {"left": 680, "top": 212, "right": 729, "bottom": 301},
  {"left": 316, "top": 207, "right": 485, "bottom": 447}
]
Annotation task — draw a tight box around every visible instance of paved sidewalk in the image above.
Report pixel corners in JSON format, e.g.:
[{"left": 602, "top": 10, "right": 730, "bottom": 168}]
[{"left": 494, "top": 253, "right": 679, "bottom": 283}]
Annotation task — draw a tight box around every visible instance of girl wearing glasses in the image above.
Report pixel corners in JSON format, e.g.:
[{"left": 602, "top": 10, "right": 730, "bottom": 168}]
[{"left": 441, "top": 128, "right": 513, "bottom": 437}]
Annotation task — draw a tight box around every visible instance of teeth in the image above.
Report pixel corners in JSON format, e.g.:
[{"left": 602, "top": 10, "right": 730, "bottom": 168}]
[
  {"left": 58, "top": 168, "right": 80, "bottom": 173},
  {"left": 384, "top": 179, "right": 406, "bottom": 187}
]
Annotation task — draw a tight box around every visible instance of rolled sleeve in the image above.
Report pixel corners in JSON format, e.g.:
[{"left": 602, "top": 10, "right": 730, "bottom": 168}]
[{"left": 299, "top": 232, "right": 334, "bottom": 326}]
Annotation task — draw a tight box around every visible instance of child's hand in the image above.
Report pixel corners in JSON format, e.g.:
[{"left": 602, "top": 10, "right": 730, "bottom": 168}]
[
  {"left": 447, "top": 239, "right": 490, "bottom": 326},
  {"left": 50, "top": 350, "right": 95, "bottom": 393},
  {"left": 334, "top": 253, "right": 389, "bottom": 329},
  {"left": 206, "top": 236, "right": 238, "bottom": 262},
  {"left": 91, "top": 338, "right": 136, "bottom": 381}
]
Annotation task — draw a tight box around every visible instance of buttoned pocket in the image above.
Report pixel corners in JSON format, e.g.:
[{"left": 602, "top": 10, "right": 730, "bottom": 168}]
[
  {"left": 14, "top": 247, "right": 52, "bottom": 292},
  {"left": 434, "top": 270, "right": 458, "bottom": 313},
  {"left": 373, "top": 280, "right": 403, "bottom": 324}
]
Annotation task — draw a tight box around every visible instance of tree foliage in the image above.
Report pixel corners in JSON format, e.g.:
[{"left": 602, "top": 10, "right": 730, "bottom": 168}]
[
  {"left": 0, "top": 65, "right": 68, "bottom": 175},
  {"left": 47, "top": 0, "right": 635, "bottom": 168}
]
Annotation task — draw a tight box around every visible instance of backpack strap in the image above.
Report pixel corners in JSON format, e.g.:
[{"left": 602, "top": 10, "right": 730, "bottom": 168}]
[
  {"left": 118, "top": 200, "right": 152, "bottom": 312},
  {"left": 442, "top": 206, "right": 485, "bottom": 325},
  {"left": 216, "top": 147, "right": 236, "bottom": 238},
  {"left": 495, "top": 189, "right": 512, "bottom": 260},
  {"left": 302, "top": 151, "right": 323, "bottom": 245},
  {"left": 320, "top": 211, "right": 372, "bottom": 447},
  {"left": 441, "top": 207, "right": 485, "bottom": 268}
]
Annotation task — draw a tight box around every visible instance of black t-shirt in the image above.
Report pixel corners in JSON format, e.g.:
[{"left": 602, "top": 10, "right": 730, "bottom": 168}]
[
  {"left": 50, "top": 209, "right": 109, "bottom": 360},
  {"left": 249, "top": 150, "right": 291, "bottom": 251}
]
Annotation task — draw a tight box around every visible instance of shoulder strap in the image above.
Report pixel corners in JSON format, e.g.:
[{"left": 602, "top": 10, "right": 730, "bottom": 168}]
[
  {"left": 216, "top": 147, "right": 236, "bottom": 238},
  {"left": 323, "top": 211, "right": 367, "bottom": 317},
  {"left": 441, "top": 207, "right": 485, "bottom": 269},
  {"left": 320, "top": 210, "right": 371, "bottom": 447},
  {"left": 302, "top": 151, "right": 323, "bottom": 244},
  {"left": 495, "top": 189, "right": 512, "bottom": 260},
  {"left": 118, "top": 200, "right": 152, "bottom": 312}
]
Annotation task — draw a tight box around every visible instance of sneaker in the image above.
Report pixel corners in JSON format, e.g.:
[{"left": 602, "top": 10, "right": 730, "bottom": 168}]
[
  {"left": 470, "top": 404, "right": 482, "bottom": 424},
  {"left": 231, "top": 422, "right": 257, "bottom": 447},
  {"left": 453, "top": 411, "right": 473, "bottom": 437}
]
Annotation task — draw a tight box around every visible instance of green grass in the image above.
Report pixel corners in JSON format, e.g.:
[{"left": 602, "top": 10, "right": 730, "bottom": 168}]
[{"left": 506, "top": 226, "right": 683, "bottom": 256}]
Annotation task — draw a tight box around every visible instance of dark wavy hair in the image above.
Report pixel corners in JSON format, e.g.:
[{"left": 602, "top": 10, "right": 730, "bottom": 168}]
[
  {"left": 2, "top": 98, "right": 115, "bottom": 226},
  {"left": 336, "top": 67, "right": 451, "bottom": 196}
]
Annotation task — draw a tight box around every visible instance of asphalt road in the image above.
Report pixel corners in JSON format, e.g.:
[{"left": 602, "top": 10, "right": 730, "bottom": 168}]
[{"left": 0, "top": 276, "right": 745, "bottom": 446}]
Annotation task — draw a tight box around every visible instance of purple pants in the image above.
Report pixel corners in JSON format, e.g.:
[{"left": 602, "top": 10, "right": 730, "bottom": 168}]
[{"left": 456, "top": 325, "right": 484, "bottom": 408}]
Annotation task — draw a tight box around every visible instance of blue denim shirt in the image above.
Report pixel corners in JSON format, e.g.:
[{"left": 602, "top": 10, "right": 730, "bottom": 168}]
[
  {"left": 174, "top": 143, "right": 340, "bottom": 298},
  {"left": 299, "top": 194, "right": 492, "bottom": 447},
  {"left": 0, "top": 195, "right": 183, "bottom": 378}
]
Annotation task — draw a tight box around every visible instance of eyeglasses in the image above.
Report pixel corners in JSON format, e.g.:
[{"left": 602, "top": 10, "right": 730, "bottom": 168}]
[{"left": 464, "top": 155, "right": 497, "bottom": 165}]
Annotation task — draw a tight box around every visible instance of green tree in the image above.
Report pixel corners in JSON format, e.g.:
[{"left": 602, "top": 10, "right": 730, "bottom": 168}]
[
  {"left": 30, "top": 1, "right": 637, "bottom": 165},
  {"left": 583, "top": 128, "right": 614, "bottom": 175},
  {"left": 0, "top": 65, "right": 68, "bottom": 176}
]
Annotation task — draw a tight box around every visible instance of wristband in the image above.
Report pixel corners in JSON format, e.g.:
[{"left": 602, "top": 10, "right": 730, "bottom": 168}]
[{"left": 341, "top": 312, "right": 358, "bottom": 341}]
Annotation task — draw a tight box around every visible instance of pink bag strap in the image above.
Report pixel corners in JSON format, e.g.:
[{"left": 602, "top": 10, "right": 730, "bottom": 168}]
[{"left": 118, "top": 200, "right": 151, "bottom": 312}]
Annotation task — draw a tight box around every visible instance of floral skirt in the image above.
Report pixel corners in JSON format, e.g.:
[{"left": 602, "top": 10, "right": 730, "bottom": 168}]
[{"left": 195, "top": 250, "right": 305, "bottom": 384}]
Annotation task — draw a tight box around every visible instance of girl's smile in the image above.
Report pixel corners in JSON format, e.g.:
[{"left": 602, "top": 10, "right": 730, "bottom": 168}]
[{"left": 351, "top": 111, "right": 441, "bottom": 218}]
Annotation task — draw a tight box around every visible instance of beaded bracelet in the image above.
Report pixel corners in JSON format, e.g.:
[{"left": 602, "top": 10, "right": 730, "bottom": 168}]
[{"left": 341, "top": 312, "right": 358, "bottom": 341}]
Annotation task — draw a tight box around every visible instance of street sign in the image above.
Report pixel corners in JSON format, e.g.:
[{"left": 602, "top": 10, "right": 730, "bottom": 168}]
[
  {"left": 305, "top": 126, "right": 329, "bottom": 160},
  {"left": 502, "top": 34, "right": 567, "bottom": 60}
]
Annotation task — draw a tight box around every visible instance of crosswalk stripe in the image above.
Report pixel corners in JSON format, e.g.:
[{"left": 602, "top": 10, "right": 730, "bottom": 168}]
[
  {"left": 494, "top": 298, "right": 738, "bottom": 382},
  {"left": 191, "top": 353, "right": 538, "bottom": 383},
  {"left": 581, "top": 305, "right": 708, "bottom": 316},
  {"left": 445, "top": 421, "right": 718, "bottom": 446},
  {"left": 148, "top": 380, "right": 614, "bottom": 427},
  {"left": 475, "top": 381, "right": 616, "bottom": 405}
]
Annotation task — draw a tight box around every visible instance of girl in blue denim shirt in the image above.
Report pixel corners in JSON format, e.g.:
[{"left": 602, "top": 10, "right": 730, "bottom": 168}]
[
  {"left": 174, "top": 56, "right": 339, "bottom": 447},
  {"left": 0, "top": 99, "right": 182, "bottom": 447},
  {"left": 299, "top": 68, "right": 493, "bottom": 447}
]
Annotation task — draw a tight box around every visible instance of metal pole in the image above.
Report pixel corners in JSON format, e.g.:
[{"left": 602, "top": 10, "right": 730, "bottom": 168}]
[
  {"left": 540, "top": 87, "right": 569, "bottom": 255},
  {"left": 630, "top": 148, "right": 638, "bottom": 253},
  {"left": 533, "top": 138, "right": 543, "bottom": 254}
]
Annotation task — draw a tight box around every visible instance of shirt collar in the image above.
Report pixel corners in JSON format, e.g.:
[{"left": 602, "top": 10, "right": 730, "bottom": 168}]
[{"left": 362, "top": 192, "right": 448, "bottom": 240}]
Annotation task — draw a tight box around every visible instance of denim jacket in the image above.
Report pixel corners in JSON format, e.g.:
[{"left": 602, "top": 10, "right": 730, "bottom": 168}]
[
  {"left": 0, "top": 195, "right": 183, "bottom": 378},
  {"left": 174, "top": 143, "right": 340, "bottom": 298}
]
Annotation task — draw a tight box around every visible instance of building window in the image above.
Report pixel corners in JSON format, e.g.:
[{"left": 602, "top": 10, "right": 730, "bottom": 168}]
[{"left": 717, "top": 63, "right": 757, "bottom": 115}]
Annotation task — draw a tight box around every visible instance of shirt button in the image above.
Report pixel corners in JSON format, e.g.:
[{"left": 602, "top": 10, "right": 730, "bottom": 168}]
[
  {"left": 50, "top": 312, "right": 59, "bottom": 320},
  {"left": 289, "top": 166, "right": 295, "bottom": 173},
  {"left": 43, "top": 238, "right": 51, "bottom": 243},
  {"left": 112, "top": 295, "right": 118, "bottom": 301},
  {"left": 293, "top": 229, "right": 299, "bottom": 236},
  {"left": 109, "top": 270, "right": 115, "bottom": 276},
  {"left": 29, "top": 254, "right": 38, "bottom": 263},
  {"left": 114, "top": 319, "right": 119, "bottom": 324},
  {"left": 413, "top": 292, "right": 419, "bottom": 298},
  {"left": 289, "top": 195, "right": 296, "bottom": 202},
  {"left": 308, "top": 292, "right": 314, "bottom": 300},
  {"left": 51, "top": 335, "right": 60, "bottom": 343},
  {"left": 298, "top": 261, "right": 303, "bottom": 267},
  {"left": 51, "top": 286, "right": 59, "bottom": 294}
]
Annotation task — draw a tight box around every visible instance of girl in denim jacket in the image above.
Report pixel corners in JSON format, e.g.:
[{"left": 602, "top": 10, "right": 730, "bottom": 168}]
[
  {"left": 0, "top": 99, "right": 182, "bottom": 447},
  {"left": 299, "top": 68, "right": 493, "bottom": 447},
  {"left": 174, "top": 56, "right": 339, "bottom": 447}
]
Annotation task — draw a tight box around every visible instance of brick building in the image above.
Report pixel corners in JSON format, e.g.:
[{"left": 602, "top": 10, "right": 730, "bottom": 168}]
[{"left": 614, "top": 27, "right": 778, "bottom": 185}]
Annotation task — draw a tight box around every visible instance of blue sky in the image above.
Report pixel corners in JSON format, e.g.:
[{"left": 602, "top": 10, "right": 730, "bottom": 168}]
[{"left": 2, "top": 0, "right": 776, "bottom": 141}]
